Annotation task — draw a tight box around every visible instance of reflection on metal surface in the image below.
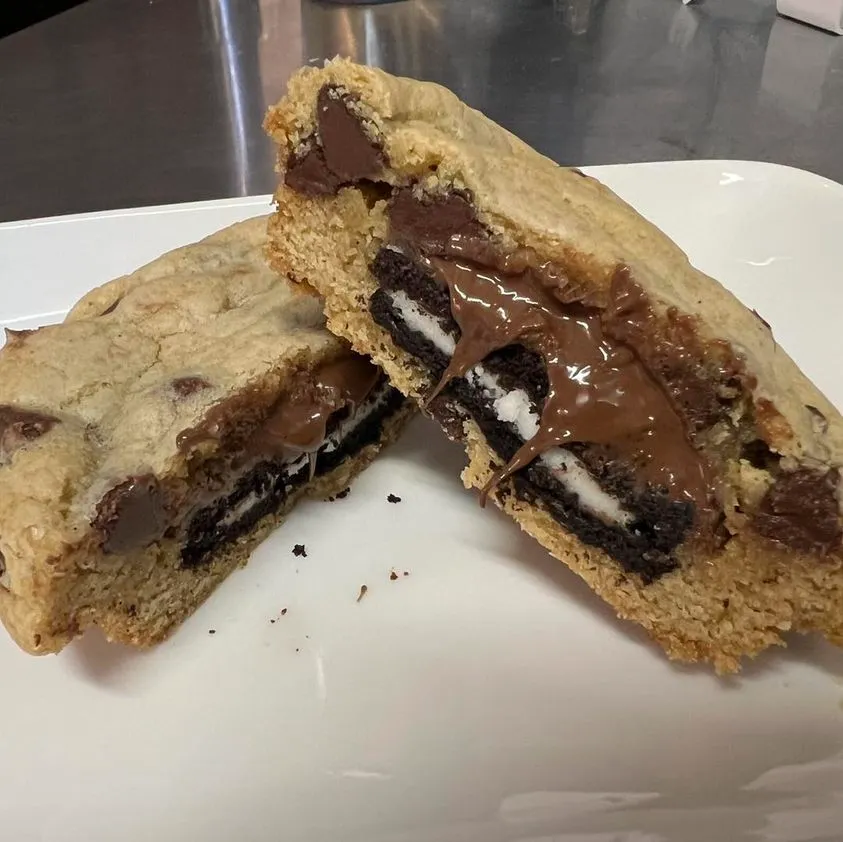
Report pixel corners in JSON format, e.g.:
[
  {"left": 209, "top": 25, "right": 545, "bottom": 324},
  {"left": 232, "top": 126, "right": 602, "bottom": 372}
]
[
  {"left": 206, "top": 0, "right": 275, "bottom": 196},
  {"left": 211, "top": 0, "right": 251, "bottom": 194}
]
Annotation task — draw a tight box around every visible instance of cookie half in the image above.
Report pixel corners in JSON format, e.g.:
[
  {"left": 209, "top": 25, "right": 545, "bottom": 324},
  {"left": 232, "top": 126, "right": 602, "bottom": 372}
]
[
  {"left": 0, "top": 217, "right": 413, "bottom": 655},
  {"left": 265, "top": 60, "right": 843, "bottom": 672}
]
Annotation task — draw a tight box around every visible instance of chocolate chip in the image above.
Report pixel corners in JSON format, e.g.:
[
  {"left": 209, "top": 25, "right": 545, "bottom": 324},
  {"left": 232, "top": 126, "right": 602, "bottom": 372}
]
[
  {"left": 285, "top": 84, "right": 386, "bottom": 197},
  {"left": 388, "top": 188, "right": 486, "bottom": 252},
  {"left": 387, "top": 493, "right": 402, "bottom": 503},
  {"left": 285, "top": 144, "right": 343, "bottom": 196},
  {"left": 755, "top": 468, "right": 841, "bottom": 553},
  {"left": 317, "top": 85, "right": 385, "bottom": 182},
  {"left": 171, "top": 376, "right": 211, "bottom": 398},
  {"left": 292, "top": 544, "right": 307, "bottom": 557},
  {"left": 94, "top": 474, "right": 167, "bottom": 554},
  {"left": 0, "top": 406, "right": 59, "bottom": 464},
  {"left": 356, "top": 584, "right": 368, "bottom": 602}
]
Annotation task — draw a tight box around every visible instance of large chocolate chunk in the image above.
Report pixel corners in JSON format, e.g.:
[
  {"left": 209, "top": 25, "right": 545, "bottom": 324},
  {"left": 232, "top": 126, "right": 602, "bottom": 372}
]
[
  {"left": 285, "top": 143, "right": 343, "bottom": 197},
  {"left": 285, "top": 84, "right": 385, "bottom": 196},
  {"left": 755, "top": 468, "right": 841, "bottom": 553},
  {"left": 388, "top": 189, "right": 486, "bottom": 253},
  {"left": 94, "top": 475, "right": 167, "bottom": 554},
  {"left": 317, "top": 85, "right": 384, "bottom": 182},
  {"left": 0, "top": 405, "right": 58, "bottom": 464}
]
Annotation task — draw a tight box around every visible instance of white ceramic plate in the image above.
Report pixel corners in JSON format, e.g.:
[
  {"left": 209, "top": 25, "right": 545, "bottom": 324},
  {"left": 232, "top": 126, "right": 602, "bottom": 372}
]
[{"left": 1, "top": 161, "right": 842, "bottom": 842}]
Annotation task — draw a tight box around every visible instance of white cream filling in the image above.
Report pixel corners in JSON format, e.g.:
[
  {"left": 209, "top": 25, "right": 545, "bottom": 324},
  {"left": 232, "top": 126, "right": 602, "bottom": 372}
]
[
  {"left": 388, "top": 289, "right": 632, "bottom": 526},
  {"left": 219, "top": 381, "right": 395, "bottom": 527}
]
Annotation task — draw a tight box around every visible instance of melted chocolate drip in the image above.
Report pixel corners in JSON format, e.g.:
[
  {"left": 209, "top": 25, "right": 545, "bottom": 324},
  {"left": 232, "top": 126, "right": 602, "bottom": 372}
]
[
  {"left": 177, "top": 353, "right": 381, "bottom": 459},
  {"left": 420, "top": 241, "right": 714, "bottom": 513},
  {"left": 252, "top": 355, "right": 381, "bottom": 456}
]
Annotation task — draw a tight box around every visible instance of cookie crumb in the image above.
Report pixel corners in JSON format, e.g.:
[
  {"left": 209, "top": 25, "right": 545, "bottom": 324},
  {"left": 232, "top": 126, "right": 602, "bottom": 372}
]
[
  {"left": 281, "top": 607, "right": 288, "bottom": 616},
  {"left": 357, "top": 584, "right": 368, "bottom": 602},
  {"left": 389, "top": 570, "right": 398, "bottom": 581},
  {"left": 336, "top": 487, "right": 351, "bottom": 499},
  {"left": 208, "top": 629, "right": 216, "bottom": 635},
  {"left": 403, "top": 571, "right": 410, "bottom": 577},
  {"left": 270, "top": 619, "right": 276, "bottom": 624},
  {"left": 387, "top": 493, "right": 402, "bottom": 503},
  {"left": 292, "top": 544, "right": 307, "bottom": 557},
  {"left": 296, "top": 647, "right": 300, "bottom": 653}
]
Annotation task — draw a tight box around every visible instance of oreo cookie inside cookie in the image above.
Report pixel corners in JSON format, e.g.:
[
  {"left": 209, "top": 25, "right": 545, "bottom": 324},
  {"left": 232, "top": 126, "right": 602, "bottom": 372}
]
[
  {"left": 91, "top": 354, "right": 407, "bottom": 567},
  {"left": 369, "top": 252, "right": 692, "bottom": 582},
  {"left": 180, "top": 380, "right": 404, "bottom": 567}
]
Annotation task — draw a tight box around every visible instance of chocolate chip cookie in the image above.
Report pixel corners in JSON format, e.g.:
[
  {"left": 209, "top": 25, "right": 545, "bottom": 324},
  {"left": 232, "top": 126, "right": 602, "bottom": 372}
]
[
  {"left": 265, "top": 60, "right": 843, "bottom": 672},
  {"left": 0, "top": 216, "right": 412, "bottom": 654}
]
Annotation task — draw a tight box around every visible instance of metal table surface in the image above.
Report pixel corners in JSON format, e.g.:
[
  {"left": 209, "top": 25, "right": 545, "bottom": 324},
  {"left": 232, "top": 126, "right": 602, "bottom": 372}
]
[{"left": 1, "top": 0, "right": 842, "bottom": 223}]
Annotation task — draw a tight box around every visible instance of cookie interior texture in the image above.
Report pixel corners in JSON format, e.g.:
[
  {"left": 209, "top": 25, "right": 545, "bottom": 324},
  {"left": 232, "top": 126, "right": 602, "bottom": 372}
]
[
  {"left": 265, "top": 60, "right": 843, "bottom": 672},
  {"left": 0, "top": 217, "right": 412, "bottom": 654}
]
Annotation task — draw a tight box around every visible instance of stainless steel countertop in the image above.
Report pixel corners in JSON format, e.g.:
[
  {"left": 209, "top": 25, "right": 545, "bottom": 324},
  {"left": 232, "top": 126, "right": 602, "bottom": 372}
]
[{"left": 2, "top": 0, "right": 842, "bottom": 223}]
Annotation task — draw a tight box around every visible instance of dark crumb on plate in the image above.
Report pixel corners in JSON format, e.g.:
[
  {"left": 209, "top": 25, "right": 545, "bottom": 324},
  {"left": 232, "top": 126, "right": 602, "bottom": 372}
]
[
  {"left": 281, "top": 607, "right": 288, "bottom": 616},
  {"left": 292, "top": 543, "right": 308, "bottom": 557},
  {"left": 208, "top": 629, "right": 216, "bottom": 635},
  {"left": 270, "top": 619, "right": 276, "bottom": 624},
  {"left": 296, "top": 647, "right": 300, "bottom": 652},
  {"left": 403, "top": 571, "right": 410, "bottom": 577},
  {"left": 357, "top": 584, "right": 368, "bottom": 602},
  {"left": 389, "top": 570, "right": 398, "bottom": 581},
  {"left": 387, "top": 493, "right": 402, "bottom": 503},
  {"left": 326, "top": 487, "right": 351, "bottom": 502}
]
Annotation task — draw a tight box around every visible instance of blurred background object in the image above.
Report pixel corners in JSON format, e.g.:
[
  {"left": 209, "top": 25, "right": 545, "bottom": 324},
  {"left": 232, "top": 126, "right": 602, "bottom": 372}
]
[
  {"left": 1, "top": 0, "right": 842, "bottom": 222},
  {"left": 777, "top": 0, "right": 843, "bottom": 34},
  {"left": 0, "top": 0, "right": 87, "bottom": 38}
]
